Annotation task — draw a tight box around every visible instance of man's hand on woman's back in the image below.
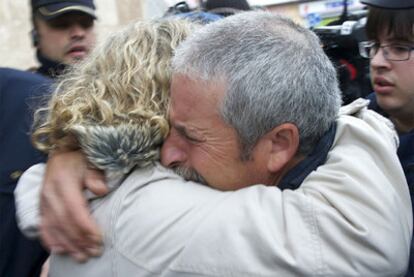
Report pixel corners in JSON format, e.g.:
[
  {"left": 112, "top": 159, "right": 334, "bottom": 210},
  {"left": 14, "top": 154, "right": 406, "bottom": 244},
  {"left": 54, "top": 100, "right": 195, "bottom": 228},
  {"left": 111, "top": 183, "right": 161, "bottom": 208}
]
[{"left": 40, "top": 150, "right": 106, "bottom": 262}]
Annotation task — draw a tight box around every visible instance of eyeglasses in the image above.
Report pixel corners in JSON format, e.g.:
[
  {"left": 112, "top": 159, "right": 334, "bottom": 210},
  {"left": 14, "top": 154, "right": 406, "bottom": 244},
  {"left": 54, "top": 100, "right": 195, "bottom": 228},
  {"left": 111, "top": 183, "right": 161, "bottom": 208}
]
[{"left": 359, "top": 41, "right": 414, "bottom": 61}]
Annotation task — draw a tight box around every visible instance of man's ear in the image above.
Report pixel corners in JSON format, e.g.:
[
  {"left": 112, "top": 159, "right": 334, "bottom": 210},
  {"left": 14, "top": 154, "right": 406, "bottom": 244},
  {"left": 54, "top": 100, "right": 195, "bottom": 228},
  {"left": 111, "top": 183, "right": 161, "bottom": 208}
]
[{"left": 266, "top": 123, "right": 300, "bottom": 173}]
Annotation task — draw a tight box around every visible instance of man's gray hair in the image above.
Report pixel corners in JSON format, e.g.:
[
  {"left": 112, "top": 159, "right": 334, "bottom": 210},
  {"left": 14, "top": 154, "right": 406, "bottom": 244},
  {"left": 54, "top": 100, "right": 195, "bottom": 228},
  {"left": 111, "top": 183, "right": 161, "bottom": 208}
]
[{"left": 172, "top": 11, "right": 342, "bottom": 157}]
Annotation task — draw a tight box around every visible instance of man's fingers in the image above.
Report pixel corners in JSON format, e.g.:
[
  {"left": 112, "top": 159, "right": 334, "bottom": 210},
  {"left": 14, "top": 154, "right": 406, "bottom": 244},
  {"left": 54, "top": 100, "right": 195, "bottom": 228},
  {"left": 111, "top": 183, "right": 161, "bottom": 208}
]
[
  {"left": 40, "top": 222, "right": 89, "bottom": 263},
  {"left": 39, "top": 220, "right": 56, "bottom": 252},
  {"left": 55, "top": 177, "right": 103, "bottom": 248},
  {"left": 41, "top": 183, "right": 103, "bottom": 260},
  {"left": 40, "top": 184, "right": 91, "bottom": 255},
  {"left": 40, "top": 150, "right": 104, "bottom": 260},
  {"left": 39, "top": 185, "right": 65, "bottom": 252},
  {"left": 84, "top": 168, "right": 108, "bottom": 196}
]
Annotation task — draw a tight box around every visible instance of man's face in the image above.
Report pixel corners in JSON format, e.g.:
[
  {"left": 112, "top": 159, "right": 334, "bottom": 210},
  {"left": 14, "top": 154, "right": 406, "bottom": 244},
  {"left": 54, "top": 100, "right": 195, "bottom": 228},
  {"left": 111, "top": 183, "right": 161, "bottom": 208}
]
[
  {"left": 35, "top": 12, "right": 96, "bottom": 64},
  {"left": 370, "top": 33, "right": 414, "bottom": 120},
  {"left": 160, "top": 74, "right": 275, "bottom": 191}
]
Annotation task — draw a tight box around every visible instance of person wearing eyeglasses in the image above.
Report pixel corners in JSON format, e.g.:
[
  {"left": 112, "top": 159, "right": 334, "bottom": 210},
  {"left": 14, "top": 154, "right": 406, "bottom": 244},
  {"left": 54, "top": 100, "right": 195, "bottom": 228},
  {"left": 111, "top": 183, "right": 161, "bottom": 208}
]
[{"left": 360, "top": 0, "right": 414, "bottom": 275}]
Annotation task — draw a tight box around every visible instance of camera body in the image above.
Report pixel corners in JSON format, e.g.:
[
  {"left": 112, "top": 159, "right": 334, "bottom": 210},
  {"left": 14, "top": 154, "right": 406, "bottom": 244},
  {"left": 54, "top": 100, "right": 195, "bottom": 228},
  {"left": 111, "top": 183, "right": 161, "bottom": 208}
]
[{"left": 313, "top": 16, "right": 372, "bottom": 104}]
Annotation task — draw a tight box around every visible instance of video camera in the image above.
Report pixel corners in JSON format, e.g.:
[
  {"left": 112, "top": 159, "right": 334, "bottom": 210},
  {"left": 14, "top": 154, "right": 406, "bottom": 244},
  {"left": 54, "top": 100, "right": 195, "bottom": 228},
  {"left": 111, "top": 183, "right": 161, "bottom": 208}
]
[{"left": 312, "top": 6, "right": 372, "bottom": 104}]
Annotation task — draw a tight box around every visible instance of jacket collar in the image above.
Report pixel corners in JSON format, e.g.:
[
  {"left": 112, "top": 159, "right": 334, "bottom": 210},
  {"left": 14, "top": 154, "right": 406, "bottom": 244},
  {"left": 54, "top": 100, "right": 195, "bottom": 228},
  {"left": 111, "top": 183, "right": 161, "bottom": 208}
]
[
  {"left": 36, "top": 50, "right": 66, "bottom": 78},
  {"left": 278, "top": 123, "right": 337, "bottom": 190}
]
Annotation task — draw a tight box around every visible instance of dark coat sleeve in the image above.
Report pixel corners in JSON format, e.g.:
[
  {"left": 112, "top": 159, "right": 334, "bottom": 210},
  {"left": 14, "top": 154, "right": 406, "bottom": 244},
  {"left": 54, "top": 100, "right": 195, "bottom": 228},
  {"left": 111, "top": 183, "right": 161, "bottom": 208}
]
[{"left": 0, "top": 67, "right": 52, "bottom": 277}]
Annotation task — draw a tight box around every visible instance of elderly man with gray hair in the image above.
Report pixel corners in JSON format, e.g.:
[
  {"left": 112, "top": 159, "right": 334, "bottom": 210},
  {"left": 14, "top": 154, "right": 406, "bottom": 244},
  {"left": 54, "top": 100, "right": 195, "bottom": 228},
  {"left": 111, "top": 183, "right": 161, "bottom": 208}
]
[{"left": 18, "top": 12, "right": 411, "bottom": 276}]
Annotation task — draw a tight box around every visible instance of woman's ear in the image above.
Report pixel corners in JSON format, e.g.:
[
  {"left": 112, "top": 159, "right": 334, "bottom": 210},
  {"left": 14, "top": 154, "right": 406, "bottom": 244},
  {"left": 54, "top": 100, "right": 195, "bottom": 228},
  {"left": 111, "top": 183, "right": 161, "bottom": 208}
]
[{"left": 266, "top": 123, "right": 300, "bottom": 173}]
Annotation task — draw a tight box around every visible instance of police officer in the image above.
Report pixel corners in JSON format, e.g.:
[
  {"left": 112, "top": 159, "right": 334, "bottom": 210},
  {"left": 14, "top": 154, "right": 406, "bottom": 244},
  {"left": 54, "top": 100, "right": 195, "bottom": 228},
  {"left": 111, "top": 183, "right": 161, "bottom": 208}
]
[
  {"left": 360, "top": 0, "right": 414, "bottom": 275},
  {"left": 30, "top": 0, "right": 97, "bottom": 77},
  {"left": 0, "top": 1, "right": 97, "bottom": 276}
]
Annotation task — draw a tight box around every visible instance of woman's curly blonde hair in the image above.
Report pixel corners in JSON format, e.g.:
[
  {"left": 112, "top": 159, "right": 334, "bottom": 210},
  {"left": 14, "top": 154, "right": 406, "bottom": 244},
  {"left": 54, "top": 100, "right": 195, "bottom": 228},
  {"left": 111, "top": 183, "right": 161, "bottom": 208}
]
[{"left": 32, "top": 19, "right": 197, "bottom": 173}]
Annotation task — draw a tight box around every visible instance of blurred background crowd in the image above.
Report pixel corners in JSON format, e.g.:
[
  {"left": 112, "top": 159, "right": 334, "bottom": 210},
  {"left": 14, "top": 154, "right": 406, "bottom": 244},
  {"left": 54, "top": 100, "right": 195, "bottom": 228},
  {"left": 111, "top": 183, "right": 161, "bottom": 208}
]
[{"left": 1, "top": 0, "right": 371, "bottom": 103}]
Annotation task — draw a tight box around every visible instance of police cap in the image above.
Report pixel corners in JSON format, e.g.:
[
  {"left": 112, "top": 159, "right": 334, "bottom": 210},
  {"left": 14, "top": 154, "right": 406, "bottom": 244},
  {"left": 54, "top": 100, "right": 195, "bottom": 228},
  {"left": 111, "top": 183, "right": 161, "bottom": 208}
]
[
  {"left": 31, "top": 0, "right": 96, "bottom": 20},
  {"left": 360, "top": 0, "right": 414, "bottom": 9}
]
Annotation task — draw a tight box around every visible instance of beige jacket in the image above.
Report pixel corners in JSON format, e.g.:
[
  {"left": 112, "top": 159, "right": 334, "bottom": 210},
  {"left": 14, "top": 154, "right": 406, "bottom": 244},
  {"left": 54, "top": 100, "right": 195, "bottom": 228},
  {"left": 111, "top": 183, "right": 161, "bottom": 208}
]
[{"left": 16, "top": 99, "right": 412, "bottom": 276}]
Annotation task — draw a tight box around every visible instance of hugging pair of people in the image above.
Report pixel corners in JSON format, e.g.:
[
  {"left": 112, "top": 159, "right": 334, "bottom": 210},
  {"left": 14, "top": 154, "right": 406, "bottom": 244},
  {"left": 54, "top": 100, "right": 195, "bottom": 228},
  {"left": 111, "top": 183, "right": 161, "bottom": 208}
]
[{"left": 16, "top": 11, "right": 411, "bottom": 277}]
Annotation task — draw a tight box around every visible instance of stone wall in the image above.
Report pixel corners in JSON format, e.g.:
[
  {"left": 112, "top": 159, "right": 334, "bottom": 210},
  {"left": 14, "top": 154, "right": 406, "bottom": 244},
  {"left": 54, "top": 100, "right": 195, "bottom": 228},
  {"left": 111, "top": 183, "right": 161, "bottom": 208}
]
[{"left": 0, "top": 0, "right": 170, "bottom": 70}]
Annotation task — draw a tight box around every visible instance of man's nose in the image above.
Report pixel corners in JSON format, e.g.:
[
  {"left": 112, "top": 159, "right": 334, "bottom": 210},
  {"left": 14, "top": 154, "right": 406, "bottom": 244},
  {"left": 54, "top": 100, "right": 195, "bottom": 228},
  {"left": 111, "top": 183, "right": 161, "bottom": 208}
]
[
  {"left": 161, "top": 131, "right": 187, "bottom": 168},
  {"left": 69, "top": 23, "right": 86, "bottom": 39}
]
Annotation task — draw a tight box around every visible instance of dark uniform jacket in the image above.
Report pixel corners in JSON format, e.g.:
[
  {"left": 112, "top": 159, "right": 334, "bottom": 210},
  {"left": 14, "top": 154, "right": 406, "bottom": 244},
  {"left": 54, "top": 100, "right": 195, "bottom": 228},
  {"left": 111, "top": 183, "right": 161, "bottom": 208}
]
[
  {"left": 29, "top": 51, "right": 66, "bottom": 78},
  {"left": 0, "top": 68, "right": 52, "bottom": 277}
]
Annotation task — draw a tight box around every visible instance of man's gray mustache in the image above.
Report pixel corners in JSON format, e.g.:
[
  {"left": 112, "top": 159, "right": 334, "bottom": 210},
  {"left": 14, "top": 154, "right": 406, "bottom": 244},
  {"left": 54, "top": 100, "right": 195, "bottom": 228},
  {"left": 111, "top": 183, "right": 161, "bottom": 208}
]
[{"left": 172, "top": 166, "right": 208, "bottom": 185}]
